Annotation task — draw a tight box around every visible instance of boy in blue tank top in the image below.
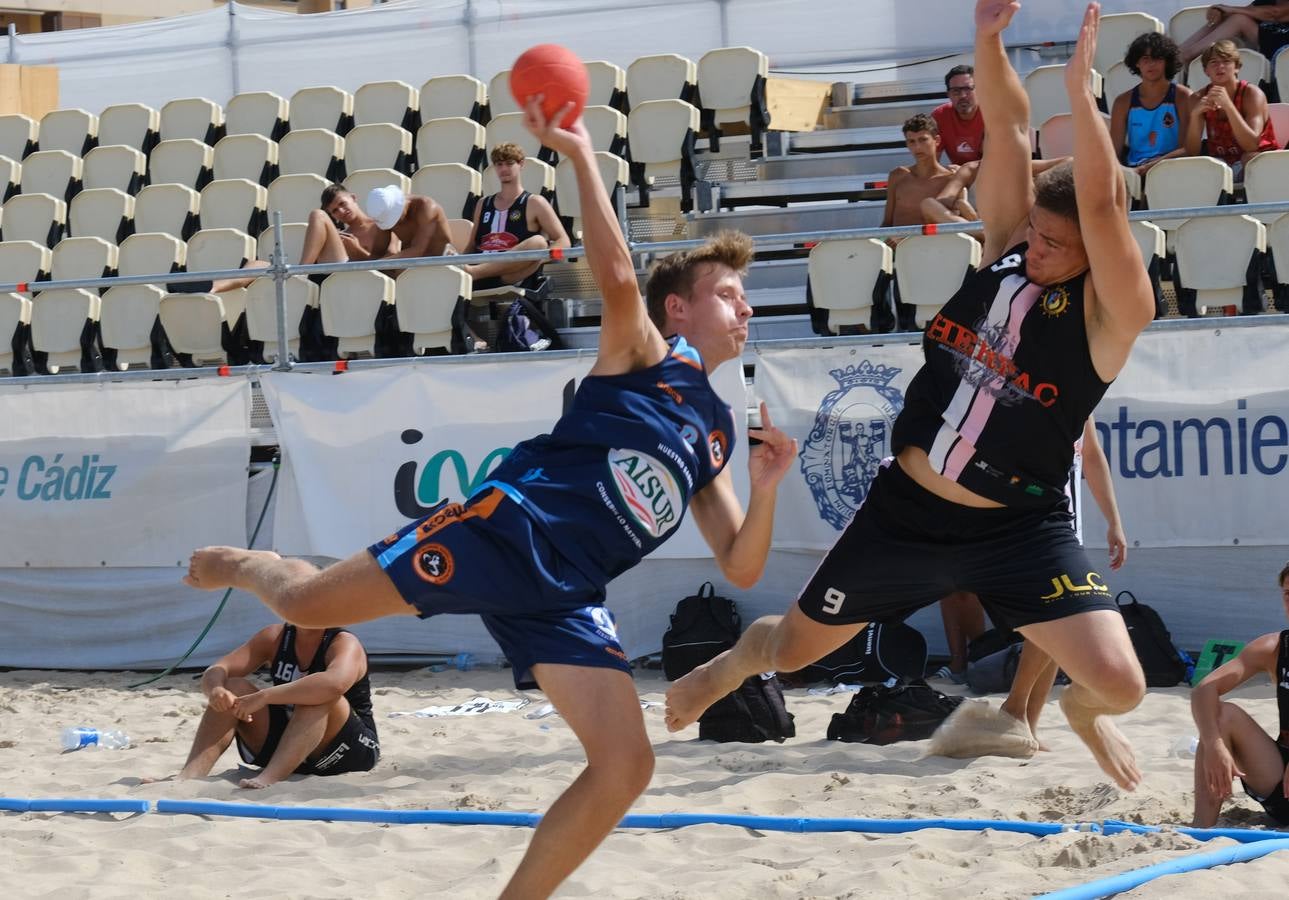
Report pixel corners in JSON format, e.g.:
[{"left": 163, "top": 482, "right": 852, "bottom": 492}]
[
  {"left": 183, "top": 100, "right": 797, "bottom": 898},
  {"left": 668, "top": 1, "right": 1159, "bottom": 796}
]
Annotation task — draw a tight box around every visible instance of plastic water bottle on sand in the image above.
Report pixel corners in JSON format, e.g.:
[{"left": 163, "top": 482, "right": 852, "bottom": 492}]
[
  {"left": 61, "top": 726, "right": 130, "bottom": 751},
  {"left": 1167, "top": 734, "right": 1198, "bottom": 758},
  {"left": 454, "top": 652, "right": 475, "bottom": 672}
]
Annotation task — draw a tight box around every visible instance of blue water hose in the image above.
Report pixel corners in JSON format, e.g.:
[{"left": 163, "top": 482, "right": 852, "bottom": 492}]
[
  {"left": 1100, "top": 818, "right": 1289, "bottom": 843},
  {"left": 1036, "top": 836, "right": 1289, "bottom": 900},
  {"left": 0, "top": 797, "right": 149, "bottom": 814}
]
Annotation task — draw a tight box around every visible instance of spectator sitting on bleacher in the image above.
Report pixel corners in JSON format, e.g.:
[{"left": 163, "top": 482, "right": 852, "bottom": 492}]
[
  {"left": 933, "top": 64, "right": 985, "bottom": 166},
  {"left": 363, "top": 184, "right": 456, "bottom": 272},
  {"left": 1177, "top": 0, "right": 1289, "bottom": 74},
  {"left": 1184, "top": 39, "right": 1278, "bottom": 178},
  {"left": 298, "top": 183, "right": 396, "bottom": 269},
  {"left": 1109, "top": 32, "right": 1193, "bottom": 177},
  {"left": 459, "top": 142, "right": 570, "bottom": 290},
  {"left": 882, "top": 114, "right": 979, "bottom": 230}
]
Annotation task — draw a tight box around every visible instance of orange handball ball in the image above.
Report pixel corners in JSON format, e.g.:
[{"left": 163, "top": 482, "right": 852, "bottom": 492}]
[{"left": 509, "top": 43, "right": 589, "bottom": 128}]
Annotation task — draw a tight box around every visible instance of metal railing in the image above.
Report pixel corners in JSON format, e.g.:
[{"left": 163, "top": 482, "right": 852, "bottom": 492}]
[{"left": 3, "top": 199, "right": 1289, "bottom": 387}]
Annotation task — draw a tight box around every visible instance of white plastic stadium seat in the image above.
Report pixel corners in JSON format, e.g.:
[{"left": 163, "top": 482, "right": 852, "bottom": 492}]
[
  {"left": 585, "top": 60, "right": 626, "bottom": 110},
  {"left": 133, "top": 183, "right": 201, "bottom": 240},
  {"left": 1, "top": 193, "right": 66, "bottom": 247},
  {"left": 267, "top": 173, "right": 331, "bottom": 225},
  {"left": 1094, "top": 13, "right": 1163, "bottom": 76},
  {"left": 0, "top": 155, "right": 18, "bottom": 202},
  {"left": 410, "top": 163, "right": 481, "bottom": 220},
  {"left": 1037, "top": 112, "right": 1111, "bottom": 159},
  {"left": 245, "top": 274, "right": 317, "bottom": 362},
  {"left": 1187, "top": 49, "right": 1268, "bottom": 91},
  {"left": 0, "top": 291, "right": 30, "bottom": 374},
  {"left": 1277, "top": 53, "right": 1289, "bottom": 110},
  {"left": 1241, "top": 149, "right": 1289, "bottom": 222},
  {"left": 554, "top": 152, "right": 628, "bottom": 239},
  {"left": 0, "top": 239, "right": 52, "bottom": 283},
  {"left": 51, "top": 236, "right": 118, "bottom": 281},
  {"left": 100, "top": 283, "right": 166, "bottom": 369},
  {"left": 1169, "top": 6, "right": 1212, "bottom": 42},
  {"left": 1129, "top": 219, "right": 1166, "bottom": 315},
  {"left": 420, "top": 74, "right": 486, "bottom": 123},
  {"left": 257, "top": 221, "right": 309, "bottom": 265},
  {"left": 627, "top": 53, "right": 698, "bottom": 106},
  {"left": 319, "top": 270, "right": 395, "bottom": 358},
  {"left": 119, "top": 231, "right": 186, "bottom": 277},
  {"left": 160, "top": 97, "right": 224, "bottom": 145},
  {"left": 0, "top": 114, "right": 37, "bottom": 160},
  {"left": 200, "top": 178, "right": 268, "bottom": 236},
  {"left": 212, "top": 133, "right": 279, "bottom": 186},
  {"left": 354, "top": 80, "right": 419, "bottom": 132},
  {"left": 278, "top": 128, "right": 345, "bottom": 180},
  {"left": 488, "top": 70, "right": 517, "bottom": 117},
  {"left": 582, "top": 105, "right": 628, "bottom": 156},
  {"left": 696, "top": 46, "right": 770, "bottom": 150},
  {"left": 486, "top": 112, "right": 546, "bottom": 163},
  {"left": 149, "top": 138, "right": 214, "bottom": 190},
  {"left": 98, "top": 103, "right": 160, "bottom": 154},
  {"left": 344, "top": 169, "right": 410, "bottom": 208},
  {"left": 1102, "top": 62, "right": 1137, "bottom": 109},
  {"left": 626, "top": 99, "right": 700, "bottom": 212},
  {"left": 1025, "top": 65, "right": 1103, "bottom": 129},
  {"left": 481, "top": 157, "right": 554, "bottom": 201},
  {"left": 807, "top": 238, "right": 893, "bottom": 334},
  {"left": 82, "top": 145, "right": 146, "bottom": 195},
  {"left": 30, "top": 287, "right": 99, "bottom": 373},
  {"left": 290, "top": 86, "right": 354, "bottom": 135},
  {"left": 1266, "top": 101, "right": 1289, "bottom": 148},
  {"left": 895, "top": 233, "right": 983, "bottom": 328},
  {"left": 159, "top": 228, "right": 256, "bottom": 365},
  {"left": 225, "top": 91, "right": 289, "bottom": 140},
  {"left": 416, "top": 117, "right": 486, "bottom": 170},
  {"left": 395, "top": 266, "right": 469, "bottom": 355},
  {"left": 1143, "top": 156, "right": 1233, "bottom": 245},
  {"left": 344, "top": 123, "right": 412, "bottom": 175},
  {"left": 1174, "top": 214, "right": 1265, "bottom": 314},
  {"left": 39, "top": 108, "right": 98, "bottom": 157},
  {"left": 1266, "top": 213, "right": 1289, "bottom": 298},
  {"left": 20, "top": 150, "right": 82, "bottom": 203},
  {"left": 186, "top": 227, "right": 255, "bottom": 275}
]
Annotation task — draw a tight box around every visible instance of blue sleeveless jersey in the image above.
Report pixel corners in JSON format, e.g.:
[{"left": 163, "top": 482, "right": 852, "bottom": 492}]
[
  {"left": 477, "top": 336, "right": 736, "bottom": 585},
  {"left": 1125, "top": 83, "right": 1180, "bottom": 166}
]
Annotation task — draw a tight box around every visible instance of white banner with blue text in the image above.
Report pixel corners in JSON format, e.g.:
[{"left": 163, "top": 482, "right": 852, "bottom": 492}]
[
  {"left": 0, "top": 379, "right": 252, "bottom": 567},
  {"left": 755, "top": 322, "right": 1289, "bottom": 551},
  {"left": 262, "top": 357, "right": 749, "bottom": 560}
]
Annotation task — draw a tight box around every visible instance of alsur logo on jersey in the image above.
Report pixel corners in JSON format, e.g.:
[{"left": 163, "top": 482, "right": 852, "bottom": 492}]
[{"left": 607, "top": 448, "right": 682, "bottom": 539}]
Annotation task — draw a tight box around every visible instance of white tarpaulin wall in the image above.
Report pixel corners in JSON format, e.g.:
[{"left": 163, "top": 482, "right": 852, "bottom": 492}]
[
  {"left": 4, "top": 0, "right": 1204, "bottom": 114},
  {"left": 261, "top": 354, "right": 748, "bottom": 560},
  {"left": 0, "top": 378, "right": 251, "bottom": 568}
]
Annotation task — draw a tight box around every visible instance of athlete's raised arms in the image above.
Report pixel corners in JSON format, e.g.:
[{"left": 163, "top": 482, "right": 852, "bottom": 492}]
[{"left": 523, "top": 99, "right": 669, "bottom": 376}]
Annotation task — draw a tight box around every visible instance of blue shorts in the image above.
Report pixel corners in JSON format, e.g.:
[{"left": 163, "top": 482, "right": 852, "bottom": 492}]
[{"left": 367, "top": 488, "right": 631, "bottom": 690}]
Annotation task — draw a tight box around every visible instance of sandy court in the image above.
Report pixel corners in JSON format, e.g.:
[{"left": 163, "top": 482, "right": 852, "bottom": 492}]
[{"left": 3, "top": 668, "right": 1289, "bottom": 899}]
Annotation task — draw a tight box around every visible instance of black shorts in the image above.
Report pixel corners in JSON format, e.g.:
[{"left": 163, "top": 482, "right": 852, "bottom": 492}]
[
  {"left": 1242, "top": 742, "right": 1289, "bottom": 825},
  {"left": 1258, "top": 22, "right": 1289, "bottom": 61},
  {"left": 237, "top": 704, "right": 380, "bottom": 776},
  {"left": 796, "top": 460, "right": 1118, "bottom": 631}
]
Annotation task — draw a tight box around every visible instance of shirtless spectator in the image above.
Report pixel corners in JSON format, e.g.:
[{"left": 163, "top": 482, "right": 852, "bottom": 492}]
[
  {"left": 364, "top": 184, "right": 456, "bottom": 269},
  {"left": 933, "top": 65, "right": 985, "bottom": 165},
  {"left": 459, "top": 142, "right": 570, "bottom": 289},
  {"left": 881, "top": 114, "right": 979, "bottom": 230},
  {"left": 298, "top": 183, "right": 395, "bottom": 268},
  {"left": 1177, "top": 1, "right": 1289, "bottom": 73}
]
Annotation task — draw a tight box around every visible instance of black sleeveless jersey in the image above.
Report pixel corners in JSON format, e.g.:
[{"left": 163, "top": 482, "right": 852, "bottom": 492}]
[
  {"left": 1276, "top": 629, "right": 1289, "bottom": 741},
  {"left": 475, "top": 190, "right": 539, "bottom": 252},
  {"left": 891, "top": 243, "right": 1110, "bottom": 506},
  {"left": 270, "top": 625, "right": 375, "bottom": 731}
]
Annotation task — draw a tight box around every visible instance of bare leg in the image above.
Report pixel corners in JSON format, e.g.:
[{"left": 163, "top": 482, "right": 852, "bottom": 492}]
[
  {"left": 299, "top": 209, "right": 349, "bottom": 266},
  {"left": 212, "top": 259, "right": 271, "bottom": 292},
  {"left": 185, "top": 547, "right": 417, "bottom": 627},
  {"left": 938, "top": 591, "right": 986, "bottom": 676},
  {"left": 240, "top": 697, "right": 352, "bottom": 790},
  {"left": 1192, "top": 700, "right": 1287, "bottom": 827},
  {"left": 1020, "top": 608, "right": 1146, "bottom": 790},
  {"left": 1179, "top": 14, "right": 1259, "bottom": 69},
  {"left": 1000, "top": 641, "right": 1059, "bottom": 744},
  {"left": 141, "top": 677, "right": 265, "bottom": 782},
  {"left": 929, "top": 638, "right": 1040, "bottom": 762},
  {"left": 463, "top": 235, "right": 549, "bottom": 283},
  {"left": 499, "top": 665, "right": 653, "bottom": 900},
  {"left": 665, "top": 604, "right": 864, "bottom": 732}
]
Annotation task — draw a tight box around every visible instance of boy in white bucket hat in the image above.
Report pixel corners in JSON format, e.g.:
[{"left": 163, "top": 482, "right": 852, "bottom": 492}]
[{"left": 363, "top": 184, "right": 455, "bottom": 272}]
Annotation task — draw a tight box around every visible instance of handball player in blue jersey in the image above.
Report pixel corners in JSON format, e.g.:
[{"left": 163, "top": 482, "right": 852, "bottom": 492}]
[
  {"left": 669, "top": 1, "right": 1158, "bottom": 793},
  {"left": 184, "top": 98, "right": 797, "bottom": 897}
]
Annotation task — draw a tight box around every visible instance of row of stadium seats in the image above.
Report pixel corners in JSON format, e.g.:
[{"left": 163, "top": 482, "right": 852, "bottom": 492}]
[{"left": 807, "top": 214, "right": 1289, "bottom": 337}]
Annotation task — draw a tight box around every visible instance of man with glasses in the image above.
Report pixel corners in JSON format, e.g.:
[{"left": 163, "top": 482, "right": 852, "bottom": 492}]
[{"left": 933, "top": 64, "right": 985, "bottom": 165}]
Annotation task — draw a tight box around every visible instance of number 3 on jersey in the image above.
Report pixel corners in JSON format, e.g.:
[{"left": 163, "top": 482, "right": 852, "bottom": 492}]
[{"left": 821, "top": 587, "right": 846, "bottom": 615}]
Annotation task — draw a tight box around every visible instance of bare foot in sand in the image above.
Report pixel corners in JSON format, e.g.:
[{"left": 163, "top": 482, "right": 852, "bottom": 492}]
[
  {"left": 238, "top": 775, "right": 277, "bottom": 790},
  {"left": 665, "top": 660, "right": 740, "bottom": 732},
  {"left": 1059, "top": 689, "right": 1141, "bottom": 790},
  {"left": 184, "top": 546, "right": 279, "bottom": 590},
  {"left": 928, "top": 701, "right": 1038, "bottom": 759},
  {"left": 138, "top": 774, "right": 176, "bottom": 785}
]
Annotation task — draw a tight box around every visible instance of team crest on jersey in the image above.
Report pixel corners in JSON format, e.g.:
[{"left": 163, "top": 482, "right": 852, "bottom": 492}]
[
  {"left": 708, "top": 430, "right": 728, "bottom": 469},
  {"left": 608, "top": 448, "right": 683, "bottom": 538},
  {"left": 799, "top": 362, "right": 904, "bottom": 531},
  {"left": 1040, "top": 285, "right": 1070, "bottom": 318},
  {"left": 588, "top": 606, "right": 619, "bottom": 642},
  {"left": 1162, "top": 111, "right": 1175, "bottom": 128},
  {"left": 509, "top": 208, "right": 522, "bottom": 223},
  {"left": 679, "top": 423, "right": 699, "bottom": 448},
  {"left": 413, "top": 542, "right": 454, "bottom": 585}
]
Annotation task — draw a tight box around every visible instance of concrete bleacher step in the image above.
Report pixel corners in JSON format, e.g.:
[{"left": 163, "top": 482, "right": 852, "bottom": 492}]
[
  {"left": 687, "top": 200, "right": 885, "bottom": 239},
  {"left": 850, "top": 78, "right": 946, "bottom": 105},
  {"left": 757, "top": 148, "right": 908, "bottom": 180},
  {"left": 704, "top": 174, "right": 887, "bottom": 211},
  {"left": 822, "top": 98, "right": 940, "bottom": 130},
  {"left": 783, "top": 125, "right": 905, "bottom": 153}
]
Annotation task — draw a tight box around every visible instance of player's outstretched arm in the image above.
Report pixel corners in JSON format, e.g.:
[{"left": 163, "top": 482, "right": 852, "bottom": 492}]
[
  {"left": 1067, "top": 3, "right": 1155, "bottom": 378},
  {"left": 973, "top": 0, "right": 1034, "bottom": 261},
  {"left": 523, "top": 98, "right": 667, "bottom": 373}
]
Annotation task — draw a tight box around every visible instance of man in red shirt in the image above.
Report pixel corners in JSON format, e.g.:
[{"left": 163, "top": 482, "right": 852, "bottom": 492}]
[{"left": 932, "top": 64, "right": 985, "bottom": 165}]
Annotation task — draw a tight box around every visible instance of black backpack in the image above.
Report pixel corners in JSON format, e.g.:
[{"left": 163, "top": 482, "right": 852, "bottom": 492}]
[
  {"left": 699, "top": 672, "right": 796, "bottom": 743},
  {"left": 797, "top": 621, "right": 928, "bottom": 685},
  {"left": 661, "top": 582, "right": 741, "bottom": 681},
  {"left": 1116, "top": 590, "right": 1190, "bottom": 687},
  {"left": 826, "top": 680, "right": 965, "bottom": 744}
]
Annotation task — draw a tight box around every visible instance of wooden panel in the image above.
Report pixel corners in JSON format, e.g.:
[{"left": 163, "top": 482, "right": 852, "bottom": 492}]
[
  {"left": 0, "top": 64, "right": 59, "bottom": 119},
  {"left": 766, "top": 77, "right": 831, "bottom": 133}
]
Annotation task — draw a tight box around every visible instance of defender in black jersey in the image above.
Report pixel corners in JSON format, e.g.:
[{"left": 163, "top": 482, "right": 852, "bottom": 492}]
[
  {"left": 184, "top": 99, "right": 796, "bottom": 898},
  {"left": 1190, "top": 563, "right": 1289, "bottom": 828},
  {"left": 668, "top": 1, "right": 1157, "bottom": 794},
  {"left": 148, "top": 623, "right": 376, "bottom": 789}
]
